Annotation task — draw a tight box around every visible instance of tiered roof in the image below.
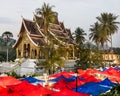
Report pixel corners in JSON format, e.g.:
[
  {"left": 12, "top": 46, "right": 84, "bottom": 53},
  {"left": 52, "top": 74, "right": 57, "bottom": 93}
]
[{"left": 14, "top": 14, "right": 74, "bottom": 48}]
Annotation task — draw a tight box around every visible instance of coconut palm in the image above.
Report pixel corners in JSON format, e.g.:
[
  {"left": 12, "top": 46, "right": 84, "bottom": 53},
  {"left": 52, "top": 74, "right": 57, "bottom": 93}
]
[
  {"left": 36, "top": 3, "right": 56, "bottom": 34},
  {"left": 89, "top": 21, "right": 109, "bottom": 49},
  {"left": 35, "top": 3, "right": 65, "bottom": 74},
  {"left": 36, "top": 3, "right": 57, "bottom": 56},
  {"left": 89, "top": 22, "right": 101, "bottom": 48},
  {"left": 2, "top": 31, "right": 13, "bottom": 62},
  {"left": 96, "top": 13, "right": 119, "bottom": 48},
  {"left": 73, "top": 27, "right": 86, "bottom": 46}
]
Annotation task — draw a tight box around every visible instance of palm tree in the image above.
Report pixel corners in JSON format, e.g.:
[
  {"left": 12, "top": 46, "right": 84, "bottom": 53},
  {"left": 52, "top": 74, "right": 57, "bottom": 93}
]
[
  {"left": 2, "top": 31, "right": 13, "bottom": 62},
  {"left": 73, "top": 27, "right": 87, "bottom": 69},
  {"left": 89, "top": 22, "right": 101, "bottom": 48},
  {"left": 73, "top": 27, "right": 86, "bottom": 60},
  {"left": 73, "top": 27, "right": 86, "bottom": 47},
  {"left": 35, "top": 3, "right": 65, "bottom": 74},
  {"left": 36, "top": 3, "right": 57, "bottom": 57},
  {"left": 89, "top": 22, "right": 109, "bottom": 49},
  {"left": 96, "top": 13, "right": 119, "bottom": 48},
  {"left": 36, "top": 3, "right": 56, "bottom": 34}
]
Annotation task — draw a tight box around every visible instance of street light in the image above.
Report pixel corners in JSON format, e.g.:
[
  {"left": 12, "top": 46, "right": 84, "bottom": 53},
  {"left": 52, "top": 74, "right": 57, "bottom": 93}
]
[{"left": 75, "top": 68, "right": 78, "bottom": 92}]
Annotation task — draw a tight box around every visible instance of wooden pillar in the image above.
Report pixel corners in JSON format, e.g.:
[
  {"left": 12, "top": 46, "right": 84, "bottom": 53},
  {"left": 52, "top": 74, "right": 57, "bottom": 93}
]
[
  {"left": 16, "top": 48, "right": 18, "bottom": 58},
  {"left": 36, "top": 48, "right": 40, "bottom": 59},
  {"left": 72, "top": 45, "right": 75, "bottom": 59},
  {"left": 21, "top": 42, "right": 24, "bottom": 58}
]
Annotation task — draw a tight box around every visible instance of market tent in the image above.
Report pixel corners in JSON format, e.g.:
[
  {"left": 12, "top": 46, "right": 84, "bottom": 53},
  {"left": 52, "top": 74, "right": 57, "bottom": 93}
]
[
  {"left": 0, "top": 89, "right": 21, "bottom": 96},
  {"left": 52, "top": 74, "right": 100, "bottom": 89},
  {"left": 99, "top": 67, "right": 120, "bottom": 82},
  {"left": 66, "top": 75, "right": 100, "bottom": 89},
  {"left": 37, "top": 84, "right": 55, "bottom": 95},
  {"left": 49, "top": 75, "right": 65, "bottom": 82},
  {"left": 6, "top": 81, "right": 38, "bottom": 95},
  {"left": 0, "top": 76, "right": 21, "bottom": 87},
  {"left": 50, "top": 88, "right": 90, "bottom": 96},
  {"left": 72, "top": 78, "right": 114, "bottom": 96},
  {"left": 82, "top": 75, "right": 101, "bottom": 83},
  {"left": 114, "top": 66, "right": 120, "bottom": 71},
  {"left": 53, "top": 78, "right": 68, "bottom": 90},
  {"left": 49, "top": 75, "right": 76, "bottom": 82},
  {"left": 0, "top": 85, "right": 5, "bottom": 90},
  {"left": 50, "top": 71, "right": 74, "bottom": 78},
  {"left": 0, "top": 81, "right": 55, "bottom": 96},
  {"left": 21, "top": 76, "right": 44, "bottom": 84},
  {"left": 85, "top": 68, "right": 98, "bottom": 74},
  {"left": 66, "top": 77, "right": 84, "bottom": 89}
]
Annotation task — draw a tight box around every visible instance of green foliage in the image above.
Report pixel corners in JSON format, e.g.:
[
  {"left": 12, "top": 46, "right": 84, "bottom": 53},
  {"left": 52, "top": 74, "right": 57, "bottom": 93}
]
[
  {"left": 37, "top": 46, "right": 65, "bottom": 74},
  {"left": 89, "top": 13, "right": 119, "bottom": 48},
  {"left": 100, "top": 83, "right": 120, "bottom": 96},
  {"left": 75, "top": 42, "right": 104, "bottom": 70},
  {"left": 0, "top": 46, "right": 16, "bottom": 62},
  {"left": 112, "top": 47, "right": 120, "bottom": 54},
  {"left": 73, "top": 27, "right": 86, "bottom": 46},
  {"left": 73, "top": 27, "right": 103, "bottom": 70},
  {"left": 0, "top": 32, "right": 16, "bottom": 62}
]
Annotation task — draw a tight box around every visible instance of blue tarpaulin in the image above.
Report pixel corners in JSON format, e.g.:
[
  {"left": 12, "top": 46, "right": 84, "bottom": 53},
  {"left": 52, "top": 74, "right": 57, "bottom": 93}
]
[
  {"left": 48, "top": 75, "right": 77, "bottom": 82},
  {"left": 72, "top": 78, "right": 115, "bottom": 96},
  {"left": 21, "top": 76, "right": 44, "bottom": 83},
  {"left": 48, "top": 75, "right": 85, "bottom": 83}
]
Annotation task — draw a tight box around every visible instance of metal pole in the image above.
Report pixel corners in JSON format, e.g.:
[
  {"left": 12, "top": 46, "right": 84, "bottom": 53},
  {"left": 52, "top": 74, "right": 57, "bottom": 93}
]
[
  {"left": 6, "top": 47, "right": 8, "bottom": 62},
  {"left": 76, "top": 69, "right": 78, "bottom": 92}
]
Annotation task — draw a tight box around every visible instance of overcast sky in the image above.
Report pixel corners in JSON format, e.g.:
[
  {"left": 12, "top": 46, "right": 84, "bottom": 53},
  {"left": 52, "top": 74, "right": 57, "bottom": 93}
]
[{"left": 0, "top": 0, "right": 120, "bottom": 47}]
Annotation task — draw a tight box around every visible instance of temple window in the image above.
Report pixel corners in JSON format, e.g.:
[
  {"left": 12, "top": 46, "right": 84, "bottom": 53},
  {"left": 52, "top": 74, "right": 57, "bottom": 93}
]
[{"left": 23, "top": 43, "right": 30, "bottom": 58}]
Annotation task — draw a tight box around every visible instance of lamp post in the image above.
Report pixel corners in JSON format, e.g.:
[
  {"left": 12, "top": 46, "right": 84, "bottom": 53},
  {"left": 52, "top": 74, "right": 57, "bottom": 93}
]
[
  {"left": 6, "top": 46, "right": 9, "bottom": 62},
  {"left": 75, "top": 68, "right": 78, "bottom": 92}
]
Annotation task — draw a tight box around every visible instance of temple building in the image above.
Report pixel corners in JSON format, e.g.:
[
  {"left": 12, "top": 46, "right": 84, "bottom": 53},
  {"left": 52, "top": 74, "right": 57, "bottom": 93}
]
[{"left": 13, "top": 14, "right": 74, "bottom": 60}]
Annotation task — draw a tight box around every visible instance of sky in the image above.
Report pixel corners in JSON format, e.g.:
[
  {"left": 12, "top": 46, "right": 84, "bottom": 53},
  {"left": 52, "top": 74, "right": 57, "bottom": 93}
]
[{"left": 0, "top": 0, "right": 120, "bottom": 47}]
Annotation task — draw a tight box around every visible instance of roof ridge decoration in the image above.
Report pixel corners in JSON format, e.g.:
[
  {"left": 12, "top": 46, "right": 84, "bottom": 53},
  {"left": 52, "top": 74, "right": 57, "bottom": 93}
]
[
  {"left": 49, "top": 30, "right": 67, "bottom": 46},
  {"left": 22, "top": 17, "right": 41, "bottom": 47},
  {"left": 27, "top": 33, "right": 40, "bottom": 47}
]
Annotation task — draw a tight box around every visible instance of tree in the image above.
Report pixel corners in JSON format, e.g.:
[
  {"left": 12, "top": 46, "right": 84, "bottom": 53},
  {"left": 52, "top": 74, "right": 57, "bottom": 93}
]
[
  {"left": 73, "top": 27, "right": 87, "bottom": 69},
  {"left": 2, "top": 31, "right": 13, "bottom": 62},
  {"left": 35, "top": 3, "right": 57, "bottom": 58},
  {"left": 100, "top": 83, "right": 120, "bottom": 96},
  {"left": 89, "top": 22, "right": 101, "bottom": 48},
  {"left": 35, "top": 3, "right": 65, "bottom": 74},
  {"left": 73, "top": 27, "right": 86, "bottom": 58},
  {"left": 2, "top": 31, "right": 13, "bottom": 45},
  {"left": 36, "top": 46, "right": 65, "bottom": 74},
  {"left": 36, "top": 3, "right": 56, "bottom": 34},
  {"left": 73, "top": 27, "right": 86, "bottom": 46},
  {"left": 96, "top": 13, "right": 119, "bottom": 48}
]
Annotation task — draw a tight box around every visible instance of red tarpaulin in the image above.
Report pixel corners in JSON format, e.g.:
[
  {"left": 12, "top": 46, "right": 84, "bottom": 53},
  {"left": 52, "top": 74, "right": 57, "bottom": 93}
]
[
  {"left": 0, "top": 76, "right": 21, "bottom": 87},
  {"left": 50, "top": 71, "right": 74, "bottom": 78},
  {"left": 53, "top": 79, "right": 68, "bottom": 90},
  {"left": 1, "top": 81, "right": 55, "bottom": 96},
  {"left": 50, "top": 88, "right": 90, "bottom": 96}
]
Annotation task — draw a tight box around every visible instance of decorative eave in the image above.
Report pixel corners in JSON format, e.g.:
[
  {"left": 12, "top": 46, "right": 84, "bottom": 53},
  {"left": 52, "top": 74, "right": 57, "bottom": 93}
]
[
  {"left": 50, "top": 28, "right": 63, "bottom": 33},
  {"left": 12, "top": 35, "right": 22, "bottom": 48},
  {"left": 13, "top": 17, "right": 25, "bottom": 48},
  {"left": 27, "top": 33, "right": 40, "bottom": 47},
  {"left": 14, "top": 17, "right": 43, "bottom": 48},
  {"left": 49, "top": 30, "right": 66, "bottom": 46},
  {"left": 22, "top": 17, "right": 42, "bottom": 47},
  {"left": 29, "top": 34, "right": 43, "bottom": 38}
]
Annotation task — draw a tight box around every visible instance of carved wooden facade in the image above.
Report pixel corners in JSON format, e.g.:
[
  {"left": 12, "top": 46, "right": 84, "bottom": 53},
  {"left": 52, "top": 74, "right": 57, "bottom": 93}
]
[{"left": 13, "top": 14, "right": 74, "bottom": 59}]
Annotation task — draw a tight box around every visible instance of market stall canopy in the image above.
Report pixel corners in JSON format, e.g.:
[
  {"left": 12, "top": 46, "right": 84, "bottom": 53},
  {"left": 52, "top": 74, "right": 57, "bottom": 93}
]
[{"left": 0, "top": 76, "right": 21, "bottom": 87}]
